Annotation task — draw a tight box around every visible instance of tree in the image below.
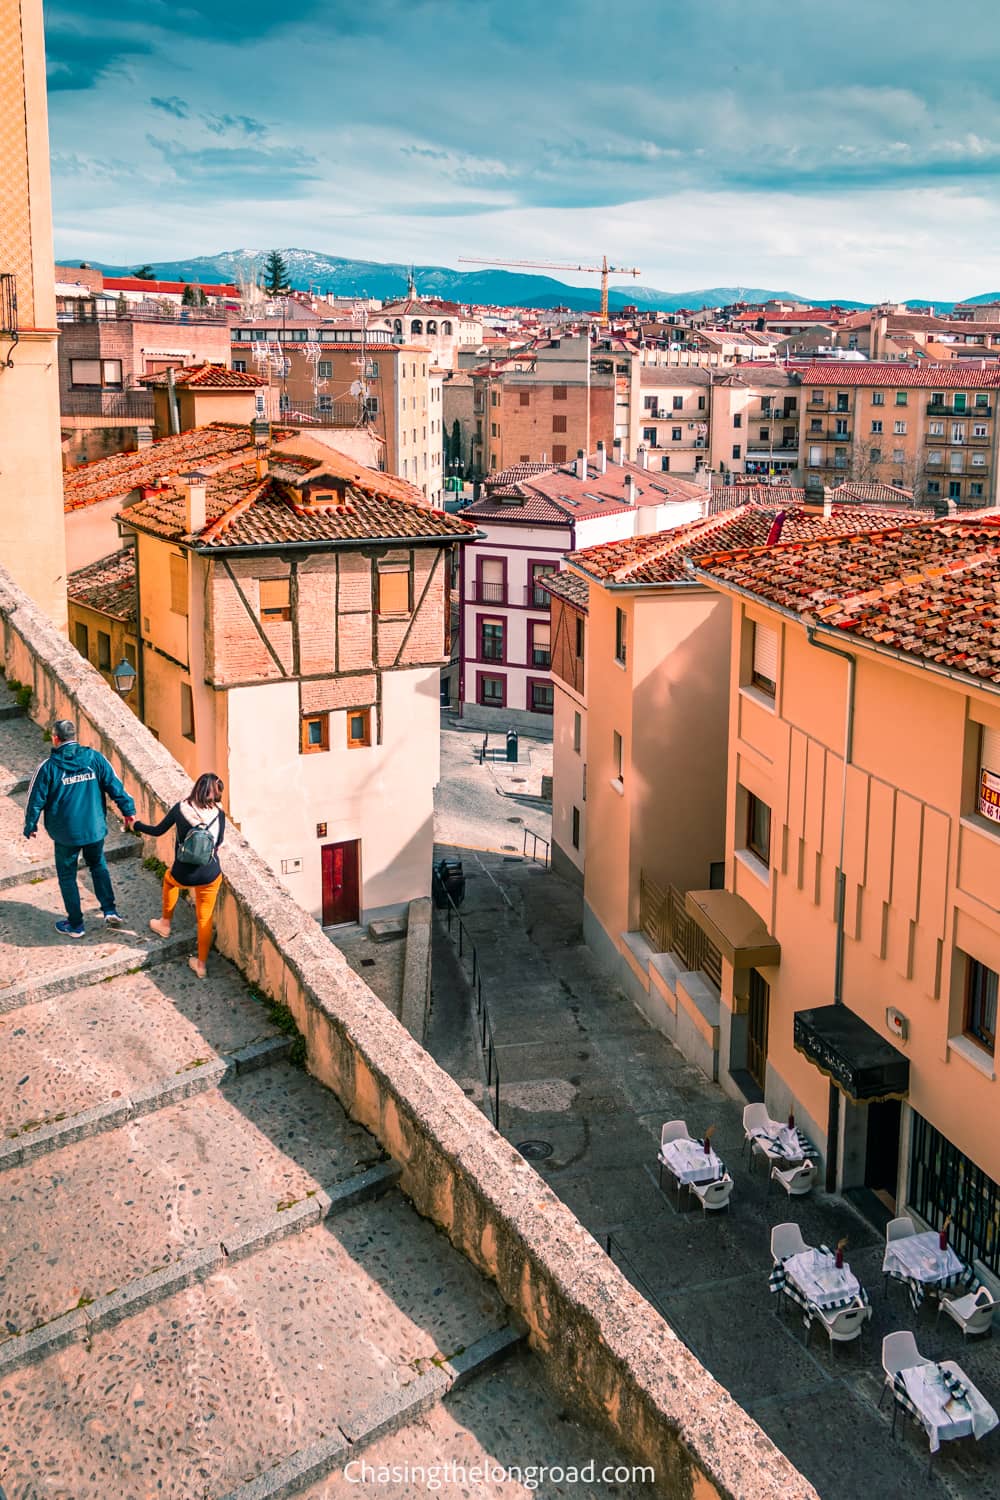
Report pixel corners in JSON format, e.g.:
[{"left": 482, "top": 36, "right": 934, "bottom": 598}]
[
  {"left": 450, "top": 418, "right": 462, "bottom": 470},
  {"left": 133, "top": 265, "right": 155, "bottom": 280},
  {"left": 264, "top": 250, "right": 290, "bottom": 296},
  {"left": 181, "top": 284, "right": 208, "bottom": 307}
]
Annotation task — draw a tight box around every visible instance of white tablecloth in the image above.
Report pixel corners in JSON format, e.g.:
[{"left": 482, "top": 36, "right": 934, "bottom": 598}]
[
  {"left": 883, "top": 1230, "right": 964, "bottom": 1287},
  {"left": 784, "top": 1248, "right": 860, "bottom": 1310},
  {"left": 752, "top": 1122, "right": 806, "bottom": 1161},
  {"left": 901, "top": 1361, "right": 998, "bottom": 1454},
  {"left": 662, "top": 1138, "right": 723, "bottom": 1186}
]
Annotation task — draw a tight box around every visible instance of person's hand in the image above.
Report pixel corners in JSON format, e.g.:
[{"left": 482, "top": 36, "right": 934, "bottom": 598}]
[
  {"left": 24, "top": 830, "right": 36, "bottom": 840},
  {"left": 123, "top": 815, "right": 136, "bottom": 831}
]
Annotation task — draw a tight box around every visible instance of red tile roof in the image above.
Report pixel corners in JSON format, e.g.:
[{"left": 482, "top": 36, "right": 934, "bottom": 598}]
[
  {"left": 66, "top": 549, "right": 137, "bottom": 623},
  {"left": 693, "top": 517, "right": 1000, "bottom": 685},
  {"left": 103, "top": 277, "right": 238, "bottom": 297},
  {"left": 733, "top": 309, "right": 836, "bottom": 323},
  {"left": 540, "top": 570, "right": 589, "bottom": 611},
  {"left": 568, "top": 502, "right": 911, "bottom": 586},
  {"left": 467, "top": 456, "right": 707, "bottom": 526},
  {"left": 798, "top": 362, "right": 1000, "bottom": 389},
  {"left": 62, "top": 424, "right": 291, "bottom": 511},
  {"left": 720, "top": 484, "right": 806, "bottom": 507},
  {"left": 138, "top": 364, "right": 262, "bottom": 389},
  {"left": 829, "top": 480, "right": 916, "bottom": 506}
]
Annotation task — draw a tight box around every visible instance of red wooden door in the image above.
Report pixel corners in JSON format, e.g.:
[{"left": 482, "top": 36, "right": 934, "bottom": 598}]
[{"left": 321, "top": 841, "right": 360, "bottom": 926}]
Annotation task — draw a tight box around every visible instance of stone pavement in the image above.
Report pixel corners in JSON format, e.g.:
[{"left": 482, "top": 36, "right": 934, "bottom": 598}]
[
  {"left": 429, "top": 846, "right": 1000, "bottom": 1500},
  {"left": 434, "top": 717, "right": 552, "bottom": 857},
  {"left": 0, "top": 686, "right": 654, "bottom": 1500}
]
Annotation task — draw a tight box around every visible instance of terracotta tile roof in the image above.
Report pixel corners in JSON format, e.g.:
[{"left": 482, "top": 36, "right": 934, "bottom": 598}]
[
  {"left": 138, "top": 364, "right": 262, "bottom": 389},
  {"left": 62, "top": 424, "right": 294, "bottom": 511},
  {"left": 568, "top": 502, "right": 911, "bottom": 587},
  {"left": 486, "top": 462, "right": 553, "bottom": 487},
  {"left": 103, "top": 276, "right": 238, "bottom": 297},
  {"left": 734, "top": 309, "right": 837, "bottom": 323},
  {"left": 540, "top": 570, "right": 589, "bottom": 611},
  {"left": 692, "top": 517, "right": 1000, "bottom": 684},
  {"left": 66, "top": 549, "right": 137, "bottom": 623},
  {"left": 829, "top": 480, "right": 916, "bottom": 506},
  {"left": 118, "top": 460, "right": 478, "bottom": 550},
  {"left": 721, "top": 484, "right": 806, "bottom": 507},
  {"left": 468, "top": 456, "right": 708, "bottom": 526},
  {"left": 799, "top": 362, "right": 1000, "bottom": 389}
]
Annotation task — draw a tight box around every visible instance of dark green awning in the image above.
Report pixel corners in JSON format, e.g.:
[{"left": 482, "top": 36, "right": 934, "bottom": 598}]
[{"left": 794, "top": 1005, "right": 909, "bottom": 1102}]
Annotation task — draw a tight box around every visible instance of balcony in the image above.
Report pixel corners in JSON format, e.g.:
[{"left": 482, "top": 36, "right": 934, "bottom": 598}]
[
  {"left": 1, "top": 272, "right": 16, "bottom": 339},
  {"left": 60, "top": 389, "right": 155, "bottom": 420},
  {"left": 927, "top": 401, "right": 992, "bottom": 417},
  {"left": 639, "top": 873, "right": 722, "bottom": 990},
  {"left": 472, "top": 581, "right": 506, "bottom": 605},
  {"left": 470, "top": 583, "right": 552, "bottom": 608},
  {"left": 826, "top": 427, "right": 852, "bottom": 441},
  {"left": 57, "top": 299, "right": 226, "bottom": 326}
]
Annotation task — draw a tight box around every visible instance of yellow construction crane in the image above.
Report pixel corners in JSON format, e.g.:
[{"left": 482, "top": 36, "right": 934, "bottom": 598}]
[{"left": 458, "top": 254, "right": 641, "bottom": 327}]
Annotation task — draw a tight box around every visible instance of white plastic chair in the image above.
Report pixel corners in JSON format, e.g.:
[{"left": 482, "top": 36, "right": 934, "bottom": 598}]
[
  {"left": 771, "top": 1159, "right": 816, "bottom": 1197},
  {"left": 812, "top": 1299, "right": 868, "bottom": 1361},
  {"left": 691, "top": 1174, "right": 734, "bottom": 1214},
  {"left": 742, "top": 1102, "right": 770, "bottom": 1162},
  {"left": 657, "top": 1120, "right": 690, "bottom": 1191},
  {"left": 937, "top": 1285, "right": 998, "bottom": 1340},
  {"left": 770, "top": 1222, "right": 808, "bottom": 1266},
  {"left": 879, "top": 1330, "right": 931, "bottom": 1432},
  {"left": 884, "top": 1215, "right": 917, "bottom": 1296}
]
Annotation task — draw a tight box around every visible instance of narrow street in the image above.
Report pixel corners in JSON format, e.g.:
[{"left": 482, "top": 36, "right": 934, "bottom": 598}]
[{"left": 430, "top": 724, "right": 999, "bottom": 1500}]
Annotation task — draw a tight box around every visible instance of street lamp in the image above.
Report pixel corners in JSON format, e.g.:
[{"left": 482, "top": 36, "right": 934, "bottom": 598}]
[{"left": 112, "top": 658, "right": 137, "bottom": 698}]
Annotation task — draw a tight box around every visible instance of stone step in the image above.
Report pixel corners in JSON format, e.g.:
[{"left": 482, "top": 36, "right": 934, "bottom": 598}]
[
  {"left": 0, "top": 1201, "right": 510, "bottom": 1499},
  {"left": 0, "top": 788, "right": 138, "bottom": 889},
  {"left": 0, "top": 861, "right": 195, "bottom": 1013},
  {"left": 0, "top": 713, "right": 45, "bottom": 792},
  {"left": 0, "top": 680, "right": 27, "bottom": 721},
  {"left": 0, "top": 954, "right": 282, "bottom": 1148},
  {"left": 0, "top": 1061, "right": 383, "bottom": 1343}
]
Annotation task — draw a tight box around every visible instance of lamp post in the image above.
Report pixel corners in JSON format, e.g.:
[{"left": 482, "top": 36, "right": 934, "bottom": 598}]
[{"left": 112, "top": 658, "right": 137, "bottom": 698}]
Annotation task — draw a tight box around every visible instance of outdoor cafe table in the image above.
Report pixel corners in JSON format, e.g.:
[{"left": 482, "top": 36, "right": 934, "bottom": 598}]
[
  {"left": 883, "top": 1230, "right": 976, "bottom": 1311},
  {"left": 770, "top": 1244, "right": 871, "bottom": 1329},
  {"left": 893, "top": 1359, "right": 998, "bottom": 1454},
  {"left": 751, "top": 1120, "right": 818, "bottom": 1171},
  {"left": 661, "top": 1137, "right": 724, "bottom": 1189}
]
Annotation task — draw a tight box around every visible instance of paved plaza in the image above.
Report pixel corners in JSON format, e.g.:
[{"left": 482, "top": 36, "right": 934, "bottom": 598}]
[{"left": 430, "top": 724, "right": 1000, "bottom": 1500}]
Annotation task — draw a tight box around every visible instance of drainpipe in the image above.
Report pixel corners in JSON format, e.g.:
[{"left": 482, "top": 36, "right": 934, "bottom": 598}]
[{"left": 805, "top": 623, "right": 856, "bottom": 1193}]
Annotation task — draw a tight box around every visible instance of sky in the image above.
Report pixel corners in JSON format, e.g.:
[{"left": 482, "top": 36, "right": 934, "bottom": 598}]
[{"left": 43, "top": 0, "right": 1000, "bottom": 302}]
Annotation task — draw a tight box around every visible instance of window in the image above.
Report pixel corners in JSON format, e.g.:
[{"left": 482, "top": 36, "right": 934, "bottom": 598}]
[
  {"left": 552, "top": 414, "right": 567, "bottom": 433},
  {"left": 953, "top": 393, "right": 967, "bottom": 412},
  {"left": 74, "top": 621, "right": 89, "bottom": 658},
  {"left": 378, "top": 565, "right": 410, "bottom": 614},
  {"left": 732, "top": 444, "right": 741, "bottom": 460},
  {"left": 952, "top": 423, "right": 966, "bottom": 444},
  {"left": 893, "top": 448, "right": 905, "bottom": 464},
  {"left": 949, "top": 450, "right": 964, "bottom": 472},
  {"left": 300, "top": 713, "right": 329, "bottom": 753},
  {"left": 490, "top": 422, "right": 498, "bottom": 438},
  {"left": 530, "top": 620, "right": 551, "bottom": 668},
  {"left": 895, "top": 390, "right": 908, "bottom": 406},
  {"left": 893, "top": 420, "right": 907, "bottom": 435},
  {"left": 612, "top": 729, "right": 624, "bottom": 783},
  {"left": 347, "top": 708, "right": 371, "bottom": 748},
  {"left": 950, "top": 480, "right": 962, "bottom": 499},
  {"left": 751, "top": 621, "right": 777, "bottom": 697},
  {"left": 746, "top": 792, "right": 771, "bottom": 865},
  {"left": 366, "top": 360, "right": 379, "bottom": 378},
  {"left": 480, "top": 618, "right": 504, "bottom": 661},
  {"left": 760, "top": 398, "right": 772, "bottom": 416},
  {"left": 364, "top": 396, "right": 379, "bottom": 417},
  {"left": 927, "top": 480, "right": 941, "bottom": 495},
  {"left": 759, "top": 428, "right": 770, "bottom": 443},
  {"left": 810, "top": 419, "right": 823, "bottom": 433},
  {"left": 316, "top": 359, "right": 333, "bottom": 379},
  {"left": 661, "top": 455, "right": 670, "bottom": 471},
  {"left": 971, "top": 482, "right": 985, "bottom": 497},
  {"left": 872, "top": 391, "right": 885, "bottom": 405},
  {"left": 975, "top": 392, "right": 989, "bottom": 408},
  {"left": 642, "top": 426, "right": 656, "bottom": 446},
  {"left": 927, "top": 450, "right": 942, "bottom": 466},
  {"left": 169, "top": 554, "right": 187, "bottom": 615},
  {"left": 929, "top": 420, "right": 944, "bottom": 436},
  {"left": 643, "top": 395, "right": 656, "bottom": 411},
  {"left": 530, "top": 680, "right": 554, "bottom": 714},
  {"left": 232, "top": 360, "right": 247, "bottom": 373},
  {"left": 571, "top": 806, "right": 581, "bottom": 850},
  {"left": 101, "top": 358, "right": 122, "bottom": 386},
  {"left": 552, "top": 444, "right": 567, "bottom": 463},
  {"left": 808, "top": 445, "right": 822, "bottom": 467},
  {"left": 70, "top": 358, "right": 102, "bottom": 387},
  {"left": 733, "top": 413, "right": 742, "bottom": 428},
  {"left": 974, "top": 423, "right": 988, "bottom": 438},
  {"left": 835, "top": 393, "right": 849, "bottom": 412},
  {"left": 259, "top": 577, "right": 291, "bottom": 622},
  {"left": 530, "top": 563, "right": 554, "bottom": 607},
  {"left": 181, "top": 682, "right": 195, "bottom": 741},
  {"left": 978, "top": 725, "right": 1000, "bottom": 824},
  {"left": 965, "top": 958, "right": 998, "bottom": 1052},
  {"left": 614, "top": 606, "right": 627, "bottom": 665},
  {"left": 834, "top": 447, "right": 847, "bottom": 468},
  {"left": 811, "top": 389, "right": 824, "bottom": 404},
  {"left": 870, "top": 448, "right": 882, "bottom": 464},
  {"left": 553, "top": 384, "right": 567, "bottom": 401},
  {"left": 672, "top": 426, "right": 682, "bottom": 441},
  {"left": 672, "top": 395, "right": 683, "bottom": 410},
  {"left": 835, "top": 418, "right": 849, "bottom": 436},
  {"left": 697, "top": 395, "right": 706, "bottom": 411},
  {"left": 97, "top": 630, "right": 111, "bottom": 670},
  {"left": 573, "top": 711, "right": 582, "bottom": 753},
  {"left": 908, "top": 1111, "right": 1000, "bottom": 1278},
  {"left": 870, "top": 419, "right": 883, "bottom": 434},
  {"left": 575, "top": 615, "right": 585, "bottom": 661},
  {"left": 478, "top": 674, "right": 504, "bottom": 707}
]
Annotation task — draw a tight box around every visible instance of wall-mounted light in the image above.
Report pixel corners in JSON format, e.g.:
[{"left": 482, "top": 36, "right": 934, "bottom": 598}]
[{"left": 112, "top": 658, "right": 137, "bottom": 697}]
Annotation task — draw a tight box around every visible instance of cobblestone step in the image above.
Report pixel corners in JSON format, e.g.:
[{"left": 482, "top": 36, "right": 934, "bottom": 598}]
[
  {"left": 0, "top": 1061, "right": 383, "bottom": 1343},
  {"left": 0, "top": 791, "right": 138, "bottom": 889},
  {"left": 0, "top": 713, "right": 45, "bottom": 792},
  {"left": 0, "top": 954, "right": 282, "bottom": 1146},
  {"left": 0, "top": 1202, "right": 510, "bottom": 1499},
  {"left": 0, "top": 861, "right": 196, "bottom": 1012}
]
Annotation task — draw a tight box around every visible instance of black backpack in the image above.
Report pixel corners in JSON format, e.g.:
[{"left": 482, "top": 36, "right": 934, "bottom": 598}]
[{"left": 177, "top": 809, "right": 219, "bottom": 867}]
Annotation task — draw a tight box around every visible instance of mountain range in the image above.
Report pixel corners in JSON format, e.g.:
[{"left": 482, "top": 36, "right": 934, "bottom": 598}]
[{"left": 60, "top": 246, "right": 1000, "bottom": 316}]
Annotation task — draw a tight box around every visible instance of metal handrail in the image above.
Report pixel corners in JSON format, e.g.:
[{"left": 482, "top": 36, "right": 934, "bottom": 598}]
[
  {"left": 432, "top": 871, "right": 502, "bottom": 1129},
  {"left": 522, "top": 828, "right": 550, "bottom": 868},
  {"left": 639, "top": 872, "right": 722, "bottom": 990}
]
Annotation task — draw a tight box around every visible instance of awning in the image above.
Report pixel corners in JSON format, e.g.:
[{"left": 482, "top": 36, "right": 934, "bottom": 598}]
[
  {"left": 685, "top": 889, "right": 780, "bottom": 968},
  {"left": 794, "top": 1005, "right": 909, "bottom": 1102}
]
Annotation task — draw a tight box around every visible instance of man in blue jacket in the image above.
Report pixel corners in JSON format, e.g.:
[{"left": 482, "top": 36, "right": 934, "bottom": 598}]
[{"left": 23, "top": 719, "right": 136, "bottom": 937}]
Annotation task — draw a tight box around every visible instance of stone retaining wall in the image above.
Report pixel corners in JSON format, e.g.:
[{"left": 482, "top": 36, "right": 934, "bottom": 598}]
[{"left": 0, "top": 566, "right": 817, "bottom": 1500}]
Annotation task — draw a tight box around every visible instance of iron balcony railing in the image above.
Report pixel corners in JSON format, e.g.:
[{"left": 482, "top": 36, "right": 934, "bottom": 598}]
[
  {"left": 56, "top": 300, "right": 226, "bottom": 326},
  {"left": 927, "top": 401, "right": 992, "bottom": 417},
  {"left": 1, "top": 273, "right": 17, "bottom": 338},
  {"left": 639, "top": 872, "right": 722, "bottom": 991},
  {"left": 60, "top": 389, "right": 155, "bottom": 419}
]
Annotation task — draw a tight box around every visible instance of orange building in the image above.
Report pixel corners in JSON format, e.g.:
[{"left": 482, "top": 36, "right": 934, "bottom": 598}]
[{"left": 690, "top": 518, "right": 1000, "bottom": 1275}]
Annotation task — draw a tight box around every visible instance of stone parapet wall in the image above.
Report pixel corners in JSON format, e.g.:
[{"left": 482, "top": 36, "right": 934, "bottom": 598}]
[{"left": 0, "top": 563, "right": 816, "bottom": 1500}]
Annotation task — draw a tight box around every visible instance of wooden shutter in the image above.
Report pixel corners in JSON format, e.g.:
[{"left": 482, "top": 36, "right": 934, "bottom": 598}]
[{"left": 753, "top": 622, "right": 778, "bottom": 683}]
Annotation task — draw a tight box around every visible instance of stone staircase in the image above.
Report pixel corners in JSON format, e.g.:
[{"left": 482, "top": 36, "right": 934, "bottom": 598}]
[{"left": 0, "top": 688, "right": 646, "bottom": 1499}]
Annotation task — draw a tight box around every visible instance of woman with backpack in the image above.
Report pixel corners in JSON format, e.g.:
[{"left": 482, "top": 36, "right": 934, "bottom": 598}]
[{"left": 134, "top": 773, "right": 226, "bottom": 978}]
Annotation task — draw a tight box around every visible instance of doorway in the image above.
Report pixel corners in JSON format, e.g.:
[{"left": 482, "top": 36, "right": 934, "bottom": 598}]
[
  {"left": 864, "top": 1098, "right": 902, "bottom": 1213},
  {"left": 321, "top": 840, "right": 360, "bottom": 926},
  {"left": 747, "top": 969, "right": 770, "bottom": 1091}
]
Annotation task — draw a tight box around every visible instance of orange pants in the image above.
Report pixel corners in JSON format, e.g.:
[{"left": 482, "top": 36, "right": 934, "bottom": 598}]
[{"left": 162, "top": 872, "right": 222, "bottom": 965}]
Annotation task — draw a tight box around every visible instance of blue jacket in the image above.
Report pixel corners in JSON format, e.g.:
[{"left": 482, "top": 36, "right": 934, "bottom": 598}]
[{"left": 24, "top": 742, "right": 136, "bottom": 847}]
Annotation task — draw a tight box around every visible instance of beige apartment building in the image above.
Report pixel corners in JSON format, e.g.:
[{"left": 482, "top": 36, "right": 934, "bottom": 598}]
[
  {"left": 0, "top": 0, "right": 67, "bottom": 626},
  {"left": 115, "top": 449, "right": 475, "bottom": 924},
  {"left": 688, "top": 519, "right": 1000, "bottom": 1279},
  {"left": 799, "top": 362, "right": 1000, "bottom": 507},
  {"left": 635, "top": 366, "right": 800, "bottom": 482},
  {"left": 542, "top": 569, "right": 589, "bottom": 883}
]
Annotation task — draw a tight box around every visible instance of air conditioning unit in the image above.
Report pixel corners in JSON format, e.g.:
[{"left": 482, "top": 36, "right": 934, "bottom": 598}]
[{"left": 688, "top": 422, "right": 695, "bottom": 429}]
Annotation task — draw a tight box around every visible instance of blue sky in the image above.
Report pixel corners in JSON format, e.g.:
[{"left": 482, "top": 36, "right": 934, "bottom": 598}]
[{"left": 44, "top": 0, "right": 1000, "bottom": 300}]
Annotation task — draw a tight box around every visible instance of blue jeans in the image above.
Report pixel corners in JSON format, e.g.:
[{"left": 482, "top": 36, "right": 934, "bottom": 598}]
[{"left": 54, "top": 841, "right": 116, "bottom": 928}]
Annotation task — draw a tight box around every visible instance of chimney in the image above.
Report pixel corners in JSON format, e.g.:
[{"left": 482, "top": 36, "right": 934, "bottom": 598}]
[
  {"left": 612, "top": 437, "right": 623, "bottom": 464},
  {"left": 135, "top": 426, "right": 153, "bottom": 450},
  {"left": 823, "top": 487, "right": 833, "bottom": 520},
  {"left": 625, "top": 473, "right": 637, "bottom": 506},
  {"left": 181, "top": 473, "right": 207, "bottom": 534},
  {"left": 596, "top": 439, "right": 607, "bottom": 473},
  {"left": 638, "top": 445, "right": 649, "bottom": 470},
  {"left": 576, "top": 448, "right": 588, "bottom": 482}
]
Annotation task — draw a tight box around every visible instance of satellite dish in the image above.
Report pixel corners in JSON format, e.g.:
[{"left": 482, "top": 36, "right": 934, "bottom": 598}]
[{"left": 349, "top": 380, "right": 363, "bottom": 396}]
